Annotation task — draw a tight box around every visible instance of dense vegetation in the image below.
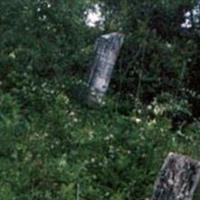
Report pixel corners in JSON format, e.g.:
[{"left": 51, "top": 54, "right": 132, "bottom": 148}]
[{"left": 0, "top": 0, "right": 200, "bottom": 199}]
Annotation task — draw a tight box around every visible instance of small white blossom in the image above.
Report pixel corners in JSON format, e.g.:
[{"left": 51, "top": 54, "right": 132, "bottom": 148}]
[
  {"left": 147, "top": 105, "right": 152, "bottom": 110},
  {"left": 9, "top": 52, "right": 16, "bottom": 59},
  {"left": 131, "top": 116, "right": 142, "bottom": 124},
  {"left": 91, "top": 158, "right": 95, "bottom": 163},
  {"left": 127, "top": 150, "right": 132, "bottom": 154},
  {"left": 166, "top": 42, "right": 172, "bottom": 48},
  {"left": 73, "top": 118, "right": 78, "bottom": 123},
  {"left": 43, "top": 15, "right": 47, "bottom": 20},
  {"left": 147, "top": 119, "right": 157, "bottom": 126},
  {"left": 105, "top": 192, "right": 110, "bottom": 197}
]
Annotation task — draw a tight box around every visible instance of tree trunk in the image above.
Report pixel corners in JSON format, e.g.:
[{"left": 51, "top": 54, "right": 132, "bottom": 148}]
[
  {"left": 85, "top": 32, "right": 124, "bottom": 106},
  {"left": 152, "top": 152, "right": 200, "bottom": 200}
]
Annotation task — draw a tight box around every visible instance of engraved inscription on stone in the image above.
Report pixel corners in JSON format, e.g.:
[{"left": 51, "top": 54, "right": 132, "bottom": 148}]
[{"left": 86, "top": 32, "right": 124, "bottom": 105}]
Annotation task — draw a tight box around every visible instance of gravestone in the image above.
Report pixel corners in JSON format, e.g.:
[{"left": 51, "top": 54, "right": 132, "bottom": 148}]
[
  {"left": 85, "top": 32, "right": 124, "bottom": 106},
  {"left": 152, "top": 152, "right": 200, "bottom": 200}
]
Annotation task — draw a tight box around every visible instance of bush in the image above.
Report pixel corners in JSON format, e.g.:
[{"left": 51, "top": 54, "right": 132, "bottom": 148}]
[
  {"left": 0, "top": 0, "right": 200, "bottom": 199},
  {"left": 0, "top": 91, "right": 200, "bottom": 199}
]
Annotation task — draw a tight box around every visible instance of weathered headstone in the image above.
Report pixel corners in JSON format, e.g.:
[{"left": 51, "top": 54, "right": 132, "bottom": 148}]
[
  {"left": 152, "top": 152, "right": 200, "bottom": 200},
  {"left": 85, "top": 32, "right": 124, "bottom": 106}
]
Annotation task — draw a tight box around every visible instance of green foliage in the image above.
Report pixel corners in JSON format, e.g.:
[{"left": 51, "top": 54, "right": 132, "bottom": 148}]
[
  {"left": 0, "top": 91, "right": 200, "bottom": 199},
  {"left": 98, "top": 0, "right": 200, "bottom": 111},
  {"left": 0, "top": 0, "right": 200, "bottom": 199},
  {"left": 0, "top": 0, "right": 94, "bottom": 92}
]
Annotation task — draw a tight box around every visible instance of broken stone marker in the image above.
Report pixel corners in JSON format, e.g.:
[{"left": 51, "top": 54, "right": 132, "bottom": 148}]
[
  {"left": 85, "top": 32, "right": 124, "bottom": 106},
  {"left": 152, "top": 152, "right": 200, "bottom": 200}
]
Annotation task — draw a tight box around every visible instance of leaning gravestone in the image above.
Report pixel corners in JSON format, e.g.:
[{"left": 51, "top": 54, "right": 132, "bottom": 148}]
[
  {"left": 85, "top": 32, "right": 124, "bottom": 106},
  {"left": 152, "top": 152, "right": 200, "bottom": 200}
]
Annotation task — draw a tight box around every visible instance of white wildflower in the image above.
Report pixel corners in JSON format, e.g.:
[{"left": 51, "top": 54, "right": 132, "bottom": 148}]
[
  {"left": 9, "top": 52, "right": 16, "bottom": 59},
  {"left": 91, "top": 158, "right": 95, "bottom": 163},
  {"left": 131, "top": 116, "right": 142, "bottom": 124}
]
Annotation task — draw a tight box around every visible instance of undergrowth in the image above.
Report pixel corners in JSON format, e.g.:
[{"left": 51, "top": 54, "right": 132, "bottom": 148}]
[{"left": 0, "top": 78, "right": 200, "bottom": 200}]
